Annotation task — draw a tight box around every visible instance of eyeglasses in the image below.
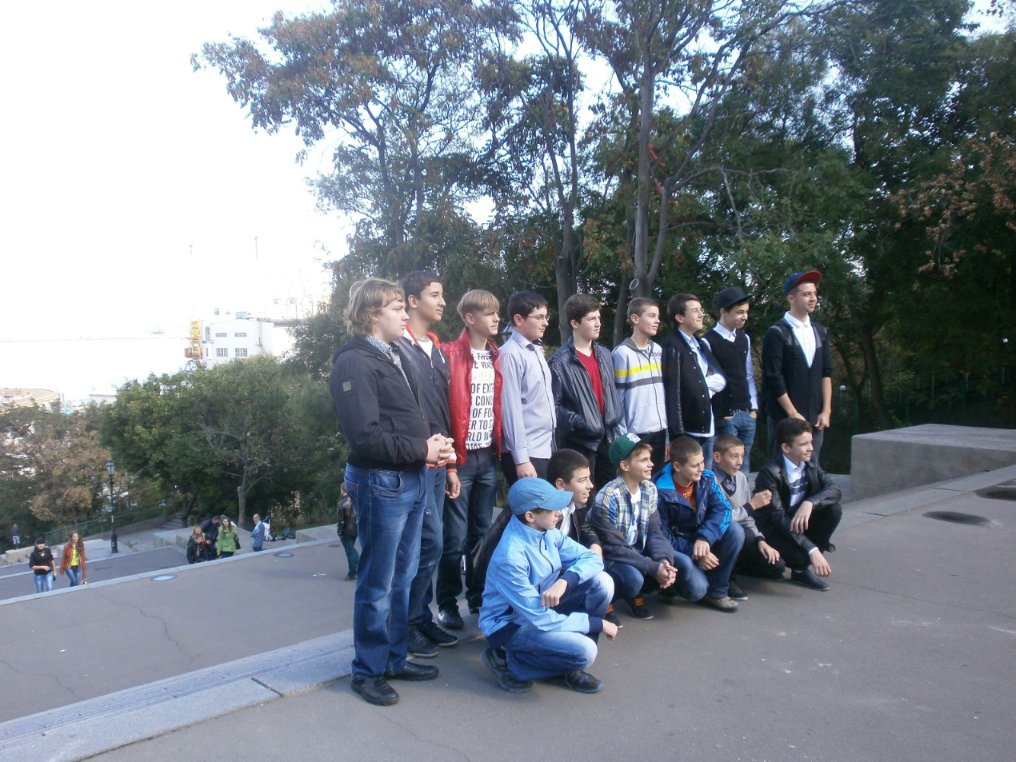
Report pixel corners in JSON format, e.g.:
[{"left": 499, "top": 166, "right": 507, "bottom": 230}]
[
  {"left": 685, "top": 308, "right": 705, "bottom": 316},
  {"left": 527, "top": 314, "right": 550, "bottom": 323}
]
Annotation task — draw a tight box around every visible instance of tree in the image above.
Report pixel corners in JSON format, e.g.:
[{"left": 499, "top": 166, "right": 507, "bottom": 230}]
[
  {"left": 196, "top": 0, "right": 508, "bottom": 278},
  {"left": 197, "top": 356, "right": 314, "bottom": 527},
  {"left": 579, "top": 0, "right": 832, "bottom": 300}
]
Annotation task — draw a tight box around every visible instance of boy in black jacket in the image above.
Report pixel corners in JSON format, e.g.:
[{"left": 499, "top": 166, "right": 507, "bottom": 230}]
[
  {"left": 549, "top": 294, "right": 623, "bottom": 489},
  {"left": 330, "top": 278, "right": 454, "bottom": 706},
  {"left": 547, "top": 449, "right": 603, "bottom": 556},
  {"left": 753, "top": 418, "right": 840, "bottom": 591}
]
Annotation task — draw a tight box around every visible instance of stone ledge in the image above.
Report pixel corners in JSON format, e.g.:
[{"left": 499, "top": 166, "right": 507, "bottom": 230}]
[{"left": 850, "top": 424, "right": 1016, "bottom": 501}]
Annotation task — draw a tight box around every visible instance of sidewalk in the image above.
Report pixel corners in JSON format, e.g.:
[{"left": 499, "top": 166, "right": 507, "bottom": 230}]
[{"left": 1, "top": 467, "right": 1012, "bottom": 762}]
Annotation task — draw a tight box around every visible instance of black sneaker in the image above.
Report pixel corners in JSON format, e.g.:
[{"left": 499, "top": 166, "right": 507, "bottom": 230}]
[
  {"left": 406, "top": 626, "right": 439, "bottom": 658},
  {"left": 481, "top": 648, "right": 534, "bottom": 693},
  {"left": 437, "top": 607, "right": 465, "bottom": 630},
  {"left": 604, "top": 605, "right": 623, "bottom": 628},
  {"left": 563, "top": 670, "right": 603, "bottom": 694},
  {"left": 790, "top": 569, "right": 830, "bottom": 591},
  {"left": 727, "top": 579, "right": 748, "bottom": 600},
  {"left": 657, "top": 588, "right": 682, "bottom": 605},
  {"left": 626, "top": 596, "right": 654, "bottom": 620},
  {"left": 418, "top": 620, "right": 458, "bottom": 648}
]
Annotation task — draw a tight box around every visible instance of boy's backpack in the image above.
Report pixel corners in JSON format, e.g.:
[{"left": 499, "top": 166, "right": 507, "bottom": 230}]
[{"left": 470, "top": 507, "right": 512, "bottom": 595}]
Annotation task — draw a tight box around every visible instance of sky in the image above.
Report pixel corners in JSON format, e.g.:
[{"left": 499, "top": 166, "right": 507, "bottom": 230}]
[
  {"left": 0, "top": 0, "right": 343, "bottom": 341},
  {"left": 1, "top": 0, "right": 1007, "bottom": 345}
]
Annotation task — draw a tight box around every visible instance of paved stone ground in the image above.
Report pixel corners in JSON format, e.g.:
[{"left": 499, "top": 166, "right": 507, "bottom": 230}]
[{"left": 1, "top": 467, "right": 1012, "bottom": 762}]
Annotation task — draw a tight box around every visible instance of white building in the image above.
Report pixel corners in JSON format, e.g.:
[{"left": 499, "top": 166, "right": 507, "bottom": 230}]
[{"left": 201, "top": 317, "right": 276, "bottom": 367}]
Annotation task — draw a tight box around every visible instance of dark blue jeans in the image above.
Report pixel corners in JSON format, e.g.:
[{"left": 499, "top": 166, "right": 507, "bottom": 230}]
[
  {"left": 501, "top": 572, "right": 613, "bottom": 681},
  {"left": 716, "top": 412, "right": 757, "bottom": 475},
  {"left": 607, "top": 552, "right": 708, "bottom": 602},
  {"left": 340, "top": 536, "right": 359, "bottom": 577},
  {"left": 344, "top": 463, "right": 427, "bottom": 680},
  {"left": 437, "top": 447, "right": 498, "bottom": 612},
  {"left": 409, "top": 465, "right": 446, "bottom": 626}
]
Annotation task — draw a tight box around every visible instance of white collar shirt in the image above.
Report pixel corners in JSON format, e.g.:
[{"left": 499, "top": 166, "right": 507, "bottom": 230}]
[{"left": 783, "top": 312, "right": 816, "bottom": 367}]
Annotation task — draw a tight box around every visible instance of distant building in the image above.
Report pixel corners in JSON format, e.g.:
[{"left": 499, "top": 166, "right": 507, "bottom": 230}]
[
  {"left": 192, "top": 316, "right": 294, "bottom": 367},
  {"left": 0, "top": 387, "right": 60, "bottom": 409}
]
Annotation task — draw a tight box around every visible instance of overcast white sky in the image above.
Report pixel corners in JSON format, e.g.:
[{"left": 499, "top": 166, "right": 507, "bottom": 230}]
[
  {"left": 1, "top": 1, "right": 1006, "bottom": 344},
  {"left": 0, "top": 0, "right": 343, "bottom": 341}
]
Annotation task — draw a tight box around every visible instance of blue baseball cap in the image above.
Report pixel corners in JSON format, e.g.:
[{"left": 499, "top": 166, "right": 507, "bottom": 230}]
[
  {"left": 508, "top": 478, "right": 573, "bottom": 516},
  {"left": 783, "top": 270, "right": 821, "bottom": 296}
]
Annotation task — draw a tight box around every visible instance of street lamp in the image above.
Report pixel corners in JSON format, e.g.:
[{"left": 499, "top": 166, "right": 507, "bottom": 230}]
[{"left": 106, "top": 460, "right": 118, "bottom": 554}]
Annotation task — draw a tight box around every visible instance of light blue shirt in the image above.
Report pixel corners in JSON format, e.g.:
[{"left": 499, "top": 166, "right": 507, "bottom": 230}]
[{"left": 500, "top": 330, "right": 556, "bottom": 463}]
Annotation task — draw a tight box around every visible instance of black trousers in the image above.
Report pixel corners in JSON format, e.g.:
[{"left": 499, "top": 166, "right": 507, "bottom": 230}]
[
  {"left": 756, "top": 503, "right": 841, "bottom": 571},
  {"left": 734, "top": 536, "right": 787, "bottom": 578},
  {"left": 500, "top": 453, "right": 550, "bottom": 487},
  {"left": 568, "top": 437, "right": 616, "bottom": 492}
]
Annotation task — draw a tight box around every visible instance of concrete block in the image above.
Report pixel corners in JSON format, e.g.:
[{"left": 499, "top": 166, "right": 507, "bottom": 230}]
[{"left": 851, "top": 424, "right": 1016, "bottom": 500}]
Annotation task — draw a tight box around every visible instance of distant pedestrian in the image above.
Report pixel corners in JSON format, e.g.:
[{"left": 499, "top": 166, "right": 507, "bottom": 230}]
[
  {"left": 186, "top": 526, "right": 208, "bottom": 564},
  {"left": 200, "top": 515, "right": 222, "bottom": 557},
  {"left": 337, "top": 484, "right": 359, "bottom": 580},
  {"left": 217, "top": 516, "right": 239, "bottom": 558},
  {"left": 11, "top": 523, "right": 22, "bottom": 550},
  {"left": 29, "top": 538, "right": 55, "bottom": 593},
  {"left": 250, "top": 514, "right": 265, "bottom": 552},
  {"left": 59, "top": 531, "right": 87, "bottom": 587}
]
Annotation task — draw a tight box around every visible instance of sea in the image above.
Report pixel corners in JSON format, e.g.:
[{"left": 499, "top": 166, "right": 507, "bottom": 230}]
[{"left": 2, "top": 336, "right": 193, "bottom": 405}]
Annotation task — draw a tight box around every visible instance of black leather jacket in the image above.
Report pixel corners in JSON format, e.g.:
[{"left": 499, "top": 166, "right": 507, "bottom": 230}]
[
  {"left": 660, "top": 329, "right": 723, "bottom": 438},
  {"left": 548, "top": 338, "right": 622, "bottom": 451}
]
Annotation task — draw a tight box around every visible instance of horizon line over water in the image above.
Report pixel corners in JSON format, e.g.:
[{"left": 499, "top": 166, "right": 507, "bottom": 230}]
[{"left": 3, "top": 336, "right": 192, "bottom": 404}]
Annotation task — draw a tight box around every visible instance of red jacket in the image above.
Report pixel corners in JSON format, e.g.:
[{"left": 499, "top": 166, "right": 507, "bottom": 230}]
[{"left": 443, "top": 328, "right": 502, "bottom": 470}]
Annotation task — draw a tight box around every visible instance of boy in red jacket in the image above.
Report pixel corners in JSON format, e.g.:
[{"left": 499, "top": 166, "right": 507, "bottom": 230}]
[{"left": 436, "top": 290, "right": 504, "bottom": 629}]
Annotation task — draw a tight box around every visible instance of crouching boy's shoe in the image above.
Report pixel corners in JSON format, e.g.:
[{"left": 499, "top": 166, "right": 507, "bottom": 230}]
[
  {"left": 482, "top": 648, "right": 534, "bottom": 693},
  {"left": 560, "top": 670, "right": 604, "bottom": 694}
]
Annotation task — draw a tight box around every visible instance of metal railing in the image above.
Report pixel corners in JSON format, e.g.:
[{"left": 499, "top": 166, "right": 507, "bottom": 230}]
[{"left": 43, "top": 501, "right": 170, "bottom": 546}]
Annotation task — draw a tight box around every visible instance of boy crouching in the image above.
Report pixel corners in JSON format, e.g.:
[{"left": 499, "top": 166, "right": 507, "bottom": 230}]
[{"left": 479, "top": 479, "right": 618, "bottom": 694}]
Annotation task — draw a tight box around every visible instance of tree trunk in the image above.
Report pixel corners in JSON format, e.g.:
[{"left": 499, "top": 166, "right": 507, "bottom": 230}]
[
  {"left": 852, "top": 319, "right": 894, "bottom": 430},
  {"left": 555, "top": 211, "right": 577, "bottom": 341},
  {"left": 613, "top": 275, "right": 632, "bottom": 346},
  {"left": 632, "top": 69, "right": 656, "bottom": 298},
  {"left": 237, "top": 484, "right": 247, "bottom": 529}
]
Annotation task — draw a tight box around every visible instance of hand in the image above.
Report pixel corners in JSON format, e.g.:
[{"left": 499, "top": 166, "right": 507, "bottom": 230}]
[
  {"left": 541, "top": 578, "right": 569, "bottom": 607},
  {"left": 790, "top": 501, "right": 813, "bottom": 533},
  {"left": 749, "top": 410, "right": 757, "bottom": 419},
  {"left": 445, "top": 470, "right": 461, "bottom": 500},
  {"left": 425, "top": 434, "right": 448, "bottom": 464},
  {"left": 758, "top": 540, "right": 781, "bottom": 564},
  {"left": 750, "top": 490, "right": 772, "bottom": 510},
  {"left": 790, "top": 410, "right": 807, "bottom": 421},
  {"left": 516, "top": 462, "right": 538, "bottom": 480},
  {"left": 655, "top": 560, "right": 677, "bottom": 588},
  {"left": 816, "top": 410, "right": 831, "bottom": 430},
  {"left": 591, "top": 544, "right": 603, "bottom": 559},
  {"left": 811, "top": 550, "right": 831, "bottom": 577},
  {"left": 696, "top": 552, "right": 719, "bottom": 571},
  {"left": 601, "top": 620, "right": 619, "bottom": 641},
  {"left": 692, "top": 539, "right": 711, "bottom": 561},
  {"left": 664, "top": 443, "right": 670, "bottom": 462}
]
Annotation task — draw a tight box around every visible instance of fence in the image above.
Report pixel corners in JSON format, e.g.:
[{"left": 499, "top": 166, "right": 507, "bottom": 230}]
[{"left": 43, "top": 500, "right": 171, "bottom": 547}]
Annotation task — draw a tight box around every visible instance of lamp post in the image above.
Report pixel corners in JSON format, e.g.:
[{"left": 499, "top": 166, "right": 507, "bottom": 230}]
[{"left": 106, "top": 460, "right": 118, "bottom": 554}]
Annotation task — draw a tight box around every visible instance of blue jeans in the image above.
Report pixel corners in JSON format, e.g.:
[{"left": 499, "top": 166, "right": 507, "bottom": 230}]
[
  {"left": 344, "top": 463, "right": 427, "bottom": 680},
  {"left": 684, "top": 521, "right": 744, "bottom": 599},
  {"left": 716, "top": 412, "right": 757, "bottom": 475},
  {"left": 65, "top": 566, "right": 83, "bottom": 587},
  {"left": 340, "top": 536, "right": 359, "bottom": 576},
  {"left": 501, "top": 572, "right": 613, "bottom": 681},
  {"left": 607, "top": 552, "right": 708, "bottom": 602},
  {"left": 437, "top": 447, "right": 498, "bottom": 612},
  {"left": 409, "top": 465, "right": 446, "bottom": 626},
  {"left": 34, "top": 572, "right": 54, "bottom": 593}
]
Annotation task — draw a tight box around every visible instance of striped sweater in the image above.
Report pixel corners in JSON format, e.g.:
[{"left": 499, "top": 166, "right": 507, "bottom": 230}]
[{"left": 611, "top": 337, "right": 667, "bottom": 437}]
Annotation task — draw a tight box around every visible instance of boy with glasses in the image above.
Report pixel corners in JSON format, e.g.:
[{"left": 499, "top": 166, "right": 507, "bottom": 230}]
[{"left": 500, "top": 291, "right": 556, "bottom": 485}]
